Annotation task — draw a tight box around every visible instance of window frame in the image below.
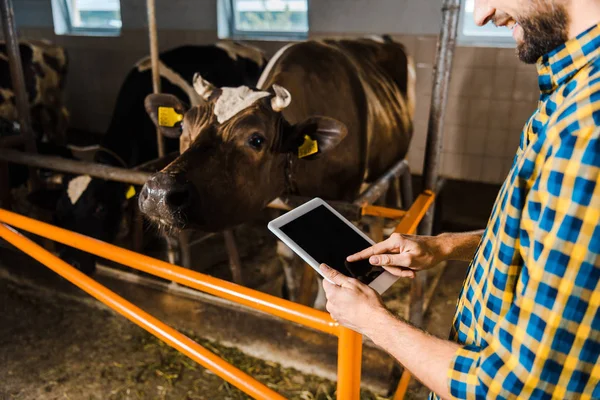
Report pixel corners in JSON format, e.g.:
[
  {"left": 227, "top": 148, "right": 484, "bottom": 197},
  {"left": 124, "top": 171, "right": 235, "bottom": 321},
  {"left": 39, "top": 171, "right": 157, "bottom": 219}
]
[
  {"left": 51, "top": 0, "right": 122, "bottom": 37},
  {"left": 457, "top": 0, "right": 515, "bottom": 48},
  {"left": 219, "top": 0, "right": 309, "bottom": 41}
]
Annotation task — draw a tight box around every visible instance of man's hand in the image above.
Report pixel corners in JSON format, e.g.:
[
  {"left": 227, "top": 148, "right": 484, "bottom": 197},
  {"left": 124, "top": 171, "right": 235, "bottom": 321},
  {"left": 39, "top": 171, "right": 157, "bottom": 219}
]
[
  {"left": 320, "top": 264, "right": 390, "bottom": 336},
  {"left": 346, "top": 233, "right": 446, "bottom": 278}
]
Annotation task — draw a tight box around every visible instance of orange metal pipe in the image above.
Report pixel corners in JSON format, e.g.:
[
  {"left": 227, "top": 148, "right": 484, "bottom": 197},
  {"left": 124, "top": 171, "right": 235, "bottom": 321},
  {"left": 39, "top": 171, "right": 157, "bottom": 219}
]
[
  {"left": 361, "top": 205, "right": 407, "bottom": 220},
  {"left": 0, "top": 223, "right": 285, "bottom": 400},
  {"left": 393, "top": 369, "right": 412, "bottom": 400},
  {"left": 337, "top": 327, "right": 363, "bottom": 399},
  {"left": 394, "top": 191, "right": 435, "bottom": 235},
  {"left": 0, "top": 208, "right": 338, "bottom": 336}
]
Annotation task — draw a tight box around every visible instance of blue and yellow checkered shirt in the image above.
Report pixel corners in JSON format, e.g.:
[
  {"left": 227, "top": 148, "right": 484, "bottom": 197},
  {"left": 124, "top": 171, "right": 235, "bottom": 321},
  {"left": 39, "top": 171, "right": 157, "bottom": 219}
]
[{"left": 433, "top": 24, "right": 600, "bottom": 399}]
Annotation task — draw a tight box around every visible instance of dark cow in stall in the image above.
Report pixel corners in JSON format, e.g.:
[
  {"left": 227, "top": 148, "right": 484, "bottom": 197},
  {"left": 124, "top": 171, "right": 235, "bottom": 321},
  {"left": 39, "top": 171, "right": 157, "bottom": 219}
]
[
  {"left": 139, "top": 37, "right": 415, "bottom": 233},
  {"left": 50, "top": 42, "right": 266, "bottom": 273},
  {"left": 0, "top": 40, "right": 71, "bottom": 188}
]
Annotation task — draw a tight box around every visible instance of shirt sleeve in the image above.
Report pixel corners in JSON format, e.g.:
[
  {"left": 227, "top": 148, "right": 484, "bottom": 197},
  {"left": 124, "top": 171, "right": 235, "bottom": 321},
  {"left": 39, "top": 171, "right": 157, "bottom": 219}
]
[{"left": 446, "top": 123, "right": 600, "bottom": 399}]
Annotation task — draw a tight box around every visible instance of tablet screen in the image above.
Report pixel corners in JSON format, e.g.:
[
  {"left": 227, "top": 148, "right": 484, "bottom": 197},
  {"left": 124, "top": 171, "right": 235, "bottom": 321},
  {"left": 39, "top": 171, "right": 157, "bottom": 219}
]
[{"left": 279, "top": 205, "right": 384, "bottom": 285}]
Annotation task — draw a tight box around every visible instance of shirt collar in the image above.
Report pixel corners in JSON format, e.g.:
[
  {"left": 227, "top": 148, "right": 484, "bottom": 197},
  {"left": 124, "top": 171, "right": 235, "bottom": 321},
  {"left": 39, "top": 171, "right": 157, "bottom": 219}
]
[{"left": 537, "top": 23, "right": 600, "bottom": 93}]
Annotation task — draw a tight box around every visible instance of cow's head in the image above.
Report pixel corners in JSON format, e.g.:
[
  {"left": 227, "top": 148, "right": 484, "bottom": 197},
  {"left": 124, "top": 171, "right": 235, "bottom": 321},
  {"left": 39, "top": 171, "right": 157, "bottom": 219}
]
[{"left": 139, "top": 74, "right": 347, "bottom": 232}]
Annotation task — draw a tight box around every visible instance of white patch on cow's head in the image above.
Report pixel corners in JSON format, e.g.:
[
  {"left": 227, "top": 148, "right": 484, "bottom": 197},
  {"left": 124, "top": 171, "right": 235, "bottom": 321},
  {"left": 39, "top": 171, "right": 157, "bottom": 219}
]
[
  {"left": 67, "top": 175, "right": 92, "bottom": 205},
  {"left": 214, "top": 86, "right": 270, "bottom": 124}
]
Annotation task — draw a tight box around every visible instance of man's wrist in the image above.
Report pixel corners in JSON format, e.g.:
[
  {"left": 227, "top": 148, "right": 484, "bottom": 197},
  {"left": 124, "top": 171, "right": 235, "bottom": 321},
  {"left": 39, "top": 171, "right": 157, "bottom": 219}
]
[
  {"left": 431, "top": 233, "right": 454, "bottom": 261},
  {"left": 363, "top": 307, "right": 400, "bottom": 345}
]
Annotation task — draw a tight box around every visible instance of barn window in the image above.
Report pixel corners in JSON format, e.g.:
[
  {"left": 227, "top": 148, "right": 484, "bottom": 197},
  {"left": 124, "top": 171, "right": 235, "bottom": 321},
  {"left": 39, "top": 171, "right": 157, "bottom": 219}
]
[
  {"left": 51, "top": 0, "right": 122, "bottom": 36},
  {"left": 218, "top": 0, "right": 309, "bottom": 40},
  {"left": 458, "top": 0, "right": 513, "bottom": 47}
]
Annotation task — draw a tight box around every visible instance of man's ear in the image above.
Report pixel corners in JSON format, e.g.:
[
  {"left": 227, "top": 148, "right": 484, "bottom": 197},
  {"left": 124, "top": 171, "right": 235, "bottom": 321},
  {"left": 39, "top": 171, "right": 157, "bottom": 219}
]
[
  {"left": 281, "top": 116, "right": 348, "bottom": 160},
  {"left": 144, "top": 94, "right": 189, "bottom": 139}
]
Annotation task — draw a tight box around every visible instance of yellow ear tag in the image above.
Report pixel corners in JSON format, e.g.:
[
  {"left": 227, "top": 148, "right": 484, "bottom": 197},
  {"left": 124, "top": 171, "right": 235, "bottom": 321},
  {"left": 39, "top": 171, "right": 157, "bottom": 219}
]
[
  {"left": 158, "top": 107, "right": 183, "bottom": 127},
  {"left": 298, "top": 135, "right": 318, "bottom": 159},
  {"left": 125, "top": 186, "right": 136, "bottom": 200}
]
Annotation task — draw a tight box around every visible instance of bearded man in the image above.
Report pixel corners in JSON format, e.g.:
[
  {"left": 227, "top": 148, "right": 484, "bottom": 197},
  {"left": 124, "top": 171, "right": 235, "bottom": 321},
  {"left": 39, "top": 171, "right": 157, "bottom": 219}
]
[{"left": 321, "top": 1, "right": 600, "bottom": 398}]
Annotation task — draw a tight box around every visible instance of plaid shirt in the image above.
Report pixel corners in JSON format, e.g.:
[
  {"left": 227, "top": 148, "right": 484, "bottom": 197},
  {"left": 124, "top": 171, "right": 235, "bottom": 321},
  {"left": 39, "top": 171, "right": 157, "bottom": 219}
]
[{"left": 431, "top": 24, "right": 600, "bottom": 400}]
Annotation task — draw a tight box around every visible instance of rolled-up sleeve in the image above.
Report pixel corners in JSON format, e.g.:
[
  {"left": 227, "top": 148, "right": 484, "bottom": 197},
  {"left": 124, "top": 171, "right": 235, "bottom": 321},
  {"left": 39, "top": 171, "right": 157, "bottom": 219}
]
[{"left": 447, "top": 125, "right": 600, "bottom": 399}]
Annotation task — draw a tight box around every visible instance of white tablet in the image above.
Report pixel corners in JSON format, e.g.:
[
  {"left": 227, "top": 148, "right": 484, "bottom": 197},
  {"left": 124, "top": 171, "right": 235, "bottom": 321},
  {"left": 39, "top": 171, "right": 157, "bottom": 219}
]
[{"left": 268, "top": 198, "right": 398, "bottom": 294}]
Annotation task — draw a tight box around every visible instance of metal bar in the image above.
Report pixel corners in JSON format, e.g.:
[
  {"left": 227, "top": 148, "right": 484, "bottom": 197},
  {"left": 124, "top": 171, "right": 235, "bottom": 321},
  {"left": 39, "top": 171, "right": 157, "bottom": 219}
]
[
  {"left": 0, "top": 208, "right": 339, "bottom": 336},
  {"left": 223, "top": 229, "right": 244, "bottom": 285},
  {"left": 146, "top": 0, "right": 164, "bottom": 158},
  {"left": 400, "top": 164, "right": 413, "bottom": 209},
  {"left": 393, "top": 369, "right": 412, "bottom": 400},
  {"left": 0, "top": 149, "right": 151, "bottom": 185},
  {"left": 419, "top": 0, "right": 461, "bottom": 237},
  {"left": 361, "top": 205, "right": 406, "bottom": 220},
  {"left": 337, "top": 327, "right": 363, "bottom": 399},
  {"left": 394, "top": 191, "right": 435, "bottom": 236},
  {"left": 0, "top": 223, "right": 286, "bottom": 400},
  {"left": 0, "top": 135, "right": 24, "bottom": 148},
  {"left": 354, "top": 160, "right": 409, "bottom": 207},
  {"left": 0, "top": 0, "right": 36, "bottom": 156}
]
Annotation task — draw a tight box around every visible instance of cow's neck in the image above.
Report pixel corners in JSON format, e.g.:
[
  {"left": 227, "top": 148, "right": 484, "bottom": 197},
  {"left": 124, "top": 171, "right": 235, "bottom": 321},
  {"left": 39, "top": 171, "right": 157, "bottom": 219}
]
[{"left": 283, "top": 153, "right": 299, "bottom": 196}]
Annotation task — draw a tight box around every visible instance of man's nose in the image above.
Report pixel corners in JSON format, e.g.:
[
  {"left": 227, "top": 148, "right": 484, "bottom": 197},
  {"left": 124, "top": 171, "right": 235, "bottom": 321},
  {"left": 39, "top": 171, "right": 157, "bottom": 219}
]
[{"left": 473, "top": 0, "right": 495, "bottom": 26}]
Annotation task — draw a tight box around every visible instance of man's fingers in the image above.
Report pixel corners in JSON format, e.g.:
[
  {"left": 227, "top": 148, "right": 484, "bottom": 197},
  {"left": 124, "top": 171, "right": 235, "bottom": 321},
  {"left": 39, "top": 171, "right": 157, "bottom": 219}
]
[
  {"left": 382, "top": 266, "right": 416, "bottom": 279},
  {"left": 347, "top": 238, "right": 396, "bottom": 262},
  {"left": 320, "top": 264, "right": 350, "bottom": 287},
  {"left": 368, "top": 252, "right": 411, "bottom": 267}
]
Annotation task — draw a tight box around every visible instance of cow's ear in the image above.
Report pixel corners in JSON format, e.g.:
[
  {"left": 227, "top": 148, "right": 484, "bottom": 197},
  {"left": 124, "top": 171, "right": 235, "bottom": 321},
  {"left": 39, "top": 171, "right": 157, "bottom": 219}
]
[
  {"left": 144, "top": 94, "right": 189, "bottom": 139},
  {"left": 282, "top": 116, "right": 347, "bottom": 160}
]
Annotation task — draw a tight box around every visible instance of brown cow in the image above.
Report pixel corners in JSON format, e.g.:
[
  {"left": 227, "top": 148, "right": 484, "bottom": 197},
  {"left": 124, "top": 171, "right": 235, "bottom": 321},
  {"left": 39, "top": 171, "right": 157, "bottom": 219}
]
[{"left": 139, "top": 37, "right": 415, "bottom": 232}]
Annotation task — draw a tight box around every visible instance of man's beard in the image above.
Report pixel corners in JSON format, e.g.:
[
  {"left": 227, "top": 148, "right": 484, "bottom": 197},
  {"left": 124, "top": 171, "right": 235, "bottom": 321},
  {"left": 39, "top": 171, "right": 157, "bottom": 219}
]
[{"left": 517, "top": 6, "right": 569, "bottom": 64}]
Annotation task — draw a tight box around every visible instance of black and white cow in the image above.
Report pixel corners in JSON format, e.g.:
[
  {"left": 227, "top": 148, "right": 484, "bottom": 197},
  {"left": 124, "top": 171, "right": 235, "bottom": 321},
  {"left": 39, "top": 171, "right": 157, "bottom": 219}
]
[
  {"left": 0, "top": 40, "right": 70, "bottom": 189},
  {"left": 48, "top": 42, "right": 267, "bottom": 273},
  {"left": 0, "top": 40, "right": 69, "bottom": 145}
]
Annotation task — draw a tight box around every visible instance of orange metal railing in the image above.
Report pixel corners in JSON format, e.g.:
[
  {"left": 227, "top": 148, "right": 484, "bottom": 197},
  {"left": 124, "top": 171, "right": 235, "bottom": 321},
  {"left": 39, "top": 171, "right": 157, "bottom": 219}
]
[
  {"left": 0, "top": 223, "right": 285, "bottom": 400},
  {"left": 0, "top": 191, "right": 434, "bottom": 399}
]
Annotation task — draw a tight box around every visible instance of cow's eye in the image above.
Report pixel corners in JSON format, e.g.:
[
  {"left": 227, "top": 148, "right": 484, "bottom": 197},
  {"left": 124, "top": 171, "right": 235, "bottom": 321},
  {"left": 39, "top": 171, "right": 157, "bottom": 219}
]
[{"left": 248, "top": 133, "right": 266, "bottom": 151}]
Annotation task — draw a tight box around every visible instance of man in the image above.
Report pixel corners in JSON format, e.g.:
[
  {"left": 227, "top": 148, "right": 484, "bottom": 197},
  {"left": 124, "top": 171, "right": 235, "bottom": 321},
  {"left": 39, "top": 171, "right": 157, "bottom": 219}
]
[{"left": 321, "top": 0, "right": 600, "bottom": 398}]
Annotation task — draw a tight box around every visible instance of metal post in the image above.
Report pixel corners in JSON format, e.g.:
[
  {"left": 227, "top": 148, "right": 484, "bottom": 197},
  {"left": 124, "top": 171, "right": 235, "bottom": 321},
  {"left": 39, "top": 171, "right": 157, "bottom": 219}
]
[
  {"left": 0, "top": 0, "right": 38, "bottom": 190},
  {"left": 400, "top": 165, "right": 414, "bottom": 209},
  {"left": 354, "top": 160, "right": 409, "bottom": 207},
  {"left": 0, "top": 0, "right": 35, "bottom": 155},
  {"left": 411, "top": 0, "right": 461, "bottom": 330},
  {"left": 337, "top": 327, "right": 362, "bottom": 399},
  {"left": 419, "top": 0, "right": 460, "bottom": 237},
  {"left": 223, "top": 230, "right": 244, "bottom": 285},
  {"left": 146, "top": 0, "right": 164, "bottom": 158}
]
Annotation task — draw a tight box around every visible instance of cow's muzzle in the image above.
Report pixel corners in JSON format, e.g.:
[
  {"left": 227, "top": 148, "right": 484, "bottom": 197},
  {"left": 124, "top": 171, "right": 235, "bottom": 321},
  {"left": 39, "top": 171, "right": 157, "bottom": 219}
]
[{"left": 138, "top": 172, "right": 195, "bottom": 228}]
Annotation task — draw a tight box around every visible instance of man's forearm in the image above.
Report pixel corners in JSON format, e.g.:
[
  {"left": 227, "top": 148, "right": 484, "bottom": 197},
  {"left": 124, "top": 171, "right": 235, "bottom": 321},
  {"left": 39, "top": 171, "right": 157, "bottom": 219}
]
[
  {"left": 434, "top": 230, "right": 484, "bottom": 262},
  {"left": 367, "top": 311, "right": 460, "bottom": 399}
]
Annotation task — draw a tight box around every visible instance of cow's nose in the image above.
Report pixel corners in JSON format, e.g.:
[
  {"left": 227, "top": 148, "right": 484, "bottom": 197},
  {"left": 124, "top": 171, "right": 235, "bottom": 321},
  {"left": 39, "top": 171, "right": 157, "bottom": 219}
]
[{"left": 139, "top": 173, "right": 193, "bottom": 216}]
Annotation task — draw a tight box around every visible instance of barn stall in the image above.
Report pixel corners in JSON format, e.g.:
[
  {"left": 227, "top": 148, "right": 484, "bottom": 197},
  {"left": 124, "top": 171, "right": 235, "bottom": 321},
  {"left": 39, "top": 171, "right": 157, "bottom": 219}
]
[{"left": 0, "top": 0, "right": 534, "bottom": 399}]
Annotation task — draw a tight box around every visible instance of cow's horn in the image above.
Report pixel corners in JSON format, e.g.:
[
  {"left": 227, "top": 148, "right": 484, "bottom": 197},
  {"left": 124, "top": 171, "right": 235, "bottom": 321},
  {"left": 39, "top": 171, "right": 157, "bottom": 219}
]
[
  {"left": 271, "top": 84, "right": 291, "bottom": 112},
  {"left": 193, "top": 73, "right": 217, "bottom": 100}
]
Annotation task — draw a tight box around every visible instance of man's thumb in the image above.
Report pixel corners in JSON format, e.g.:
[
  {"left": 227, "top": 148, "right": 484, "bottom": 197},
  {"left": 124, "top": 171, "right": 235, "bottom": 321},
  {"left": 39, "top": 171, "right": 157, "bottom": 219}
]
[{"left": 320, "top": 264, "right": 347, "bottom": 286}]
